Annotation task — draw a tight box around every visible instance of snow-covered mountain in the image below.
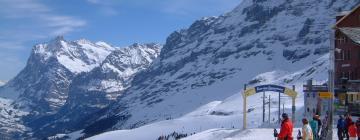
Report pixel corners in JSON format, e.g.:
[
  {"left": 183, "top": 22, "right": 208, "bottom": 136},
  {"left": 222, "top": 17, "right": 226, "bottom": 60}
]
[
  {"left": 0, "top": 35, "right": 162, "bottom": 139},
  {"left": 29, "top": 43, "right": 162, "bottom": 138},
  {"left": 2, "top": 0, "right": 360, "bottom": 139},
  {"left": 0, "top": 36, "right": 116, "bottom": 138},
  {"left": 0, "top": 36, "right": 114, "bottom": 118},
  {"left": 77, "top": 0, "right": 360, "bottom": 138}
]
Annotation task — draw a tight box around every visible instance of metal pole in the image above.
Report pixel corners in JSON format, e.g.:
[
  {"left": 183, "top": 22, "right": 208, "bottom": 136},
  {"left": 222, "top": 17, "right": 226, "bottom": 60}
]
[
  {"left": 279, "top": 92, "right": 281, "bottom": 123},
  {"left": 243, "top": 84, "right": 247, "bottom": 130},
  {"left": 327, "top": 30, "right": 335, "bottom": 139},
  {"left": 292, "top": 85, "right": 296, "bottom": 123},
  {"left": 282, "top": 103, "right": 284, "bottom": 115},
  {"left": 263, "top": 91, "right": 265, "bottom": 123},
  {"left": 269, "top": 95, "right": 271, "bottom": 123}
]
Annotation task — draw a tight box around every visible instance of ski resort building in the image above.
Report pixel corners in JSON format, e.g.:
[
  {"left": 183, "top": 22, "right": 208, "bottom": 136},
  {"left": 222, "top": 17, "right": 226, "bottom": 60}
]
[
  {"left": 333, "top": 5, "right": 360, "bottom": 115},
  {"left": 303, "top": 80, "right": 330, "bottom": 119}
]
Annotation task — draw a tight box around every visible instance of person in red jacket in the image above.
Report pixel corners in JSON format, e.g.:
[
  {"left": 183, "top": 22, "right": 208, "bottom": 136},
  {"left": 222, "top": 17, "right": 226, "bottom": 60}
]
[
  {"left": 356, "top": 118, "right": 360, "bottom": 140},
  {"left": 345, "top": 114, "right": 353, "bottom": 140},
  {"left": 349, "top": 121, "right": 357, "bottom": 140},
  {"left": 278, "top": 113, "right": 293, "bottom": 140}
]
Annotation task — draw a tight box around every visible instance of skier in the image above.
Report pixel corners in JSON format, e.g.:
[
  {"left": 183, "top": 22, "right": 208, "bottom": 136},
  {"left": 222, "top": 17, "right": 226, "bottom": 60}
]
[
  {"left": 345, "top": 114, "right": 353, "bottom": 140},
  {"left": 349, "top": 121, "right": 358, "bottom": 140},
  {"left": 301, "top": 118, "right": 313, "bottom": 140},
  {"left": 309, "top": 115, "right": 318, "bottom": 140},
  {"left": 356, "top": 118, "right": 360, "bottom": 140},
  {"left": 337, "top": 115, "right": 345, "bottom": 140},
  {"left": 278, "top": 113, "right": 294, "bottom": 140}
]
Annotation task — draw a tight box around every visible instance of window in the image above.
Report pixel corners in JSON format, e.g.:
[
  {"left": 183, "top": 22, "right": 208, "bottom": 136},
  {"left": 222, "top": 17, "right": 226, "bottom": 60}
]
[
  {"left": 344, "top": 50, "right": 351, "bottom": 60},
  {"left": 349, "top": 71, "right": 353, "bottom": 80},
  {"left": 307, "top": 108, "right": 310, "bottom": 112},
  {"left": 345, "top": 37, "right": 348, "bottom": 43},
  {"left": 344, "top": 72, "right": 347, "bottom": 79},
  {"left": 313, "top": 93, "right": 316, "bottom": 98}
]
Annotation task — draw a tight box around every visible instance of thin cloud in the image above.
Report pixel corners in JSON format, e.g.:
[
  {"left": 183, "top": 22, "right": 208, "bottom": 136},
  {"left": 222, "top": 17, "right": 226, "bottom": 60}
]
[
  {"left": 0, "top": 0, "right": 87, "bottom": 36},
  {"left": 86, "top": 0, "right": 119, "bottom": 16},
  {"left": 0, "top": 0, "right": 87, "bottom": 80}
]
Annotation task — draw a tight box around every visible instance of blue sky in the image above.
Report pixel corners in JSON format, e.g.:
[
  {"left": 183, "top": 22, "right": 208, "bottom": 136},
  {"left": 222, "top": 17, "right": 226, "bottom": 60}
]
[{"left": 0, "top": 0, "right": 241, "bottom": 81}]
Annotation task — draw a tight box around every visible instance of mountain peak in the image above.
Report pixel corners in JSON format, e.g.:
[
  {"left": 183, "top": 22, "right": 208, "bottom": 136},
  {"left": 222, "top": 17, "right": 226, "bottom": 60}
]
[
  {"left": 74, "top": 38, "right": 93, "bottom": 45},
  {"left": 54, "top": 35, "right": 64, "bottom": 41},
  {"left": 49, "top": 36, "right": 65, "bottom": 45}
]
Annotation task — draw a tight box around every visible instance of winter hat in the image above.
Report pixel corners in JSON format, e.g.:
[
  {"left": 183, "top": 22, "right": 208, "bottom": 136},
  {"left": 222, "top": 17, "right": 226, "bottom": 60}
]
[{"left": 282, "top": 113, "right": 288, "bottom": 119}]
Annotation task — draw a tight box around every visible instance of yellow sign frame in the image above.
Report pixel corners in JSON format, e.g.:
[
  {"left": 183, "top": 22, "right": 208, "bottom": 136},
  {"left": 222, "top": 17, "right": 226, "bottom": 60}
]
[{"left": 242, "top": 85, "right": 298, "bottom": 129}]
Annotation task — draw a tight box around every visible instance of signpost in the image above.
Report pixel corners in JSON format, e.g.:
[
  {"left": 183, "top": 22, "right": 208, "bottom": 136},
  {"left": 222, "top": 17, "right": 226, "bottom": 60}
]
[{"left": 243, "top": 84, "right": 298, "bottom": 129}]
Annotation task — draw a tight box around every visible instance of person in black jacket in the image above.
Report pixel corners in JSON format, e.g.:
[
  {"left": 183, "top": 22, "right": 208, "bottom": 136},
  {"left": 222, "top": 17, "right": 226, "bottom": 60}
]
[{"left": 315, "top": 115, "right": 322, "bottom": 138}]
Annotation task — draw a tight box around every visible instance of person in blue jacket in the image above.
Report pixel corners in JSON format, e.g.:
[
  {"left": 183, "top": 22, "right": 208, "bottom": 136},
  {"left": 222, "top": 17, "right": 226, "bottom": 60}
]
[{"left": 337, "top": 115, "right": 345, "bottom": 140}]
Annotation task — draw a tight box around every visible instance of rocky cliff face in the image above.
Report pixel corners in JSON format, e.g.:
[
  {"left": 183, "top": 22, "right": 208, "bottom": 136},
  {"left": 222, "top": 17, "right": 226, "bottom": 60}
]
[{"left": 79, "top": 0, "right": 360, "bottom": 138}]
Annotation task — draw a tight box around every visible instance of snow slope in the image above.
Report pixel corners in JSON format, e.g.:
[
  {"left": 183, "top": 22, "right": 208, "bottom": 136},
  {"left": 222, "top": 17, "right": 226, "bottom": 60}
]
[
  {"left": 0, "top": 97, "right": 29, "bottom": 139},
  {"left": 86, "top": 54, "right": 327, "bottom": 140}
]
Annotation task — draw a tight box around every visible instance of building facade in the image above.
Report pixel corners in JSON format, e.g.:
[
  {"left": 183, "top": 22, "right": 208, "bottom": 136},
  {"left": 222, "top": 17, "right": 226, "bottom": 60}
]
[{"left": 333, "top": 5, "right": 360, "bottom": 115}]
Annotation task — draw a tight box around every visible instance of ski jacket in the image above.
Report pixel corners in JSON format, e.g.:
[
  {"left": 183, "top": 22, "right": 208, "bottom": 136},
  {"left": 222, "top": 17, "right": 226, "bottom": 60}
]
[
  {"left": 278, "top": 118, "right": 293, "bottom": 140},
  {"left": 345, "top": 117, "right": 353, "bottom": 129},
  {"left": 309, "top": 120, "right": 318, "bottom": 134},
  {"left": 356, "top": 120, "right": 360, "bottom": 137},
  {"left": 349, "top": 124, "right": 357, "bottom": 137},
  {"left": 316, "top": 118, "right": 322, "bottom": 131},
  {"left": 302, "top": 124, "right": 313, "bottom": 140},
  {"left": 337, "top": 118, "right": 345, "bottom": 129}
]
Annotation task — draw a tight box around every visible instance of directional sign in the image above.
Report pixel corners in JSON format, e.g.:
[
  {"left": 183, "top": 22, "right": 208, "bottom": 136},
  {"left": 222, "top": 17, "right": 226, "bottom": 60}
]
[
  {"left": 319, "top": 92, "right": 332, "bottom": 99},
  {"left": 244, "top": 88, "right": 256, "bottom": 97},
  {"left": 255, "top": 84, "right": 285, "bottom": 93}
]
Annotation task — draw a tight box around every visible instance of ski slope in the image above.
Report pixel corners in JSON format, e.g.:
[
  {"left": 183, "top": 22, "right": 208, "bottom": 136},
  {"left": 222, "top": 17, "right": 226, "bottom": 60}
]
[
  {"left": 84, "top": 56, "right": 330, "bottom": 140},
  {"left": 86, "top": 86, "right": 305, "bottom": 140}
]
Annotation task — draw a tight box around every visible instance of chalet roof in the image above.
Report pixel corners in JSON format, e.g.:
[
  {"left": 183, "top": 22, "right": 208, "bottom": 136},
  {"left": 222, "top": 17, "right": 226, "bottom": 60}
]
[
  {"left": 334, "top": 4, "right": 360, "bottom": 28},
  {"left": 337, "top": 11, "right": 351, "bottom": 16},
  {"left": 339, "top": 27, "right": 360, "bottom": 45}
]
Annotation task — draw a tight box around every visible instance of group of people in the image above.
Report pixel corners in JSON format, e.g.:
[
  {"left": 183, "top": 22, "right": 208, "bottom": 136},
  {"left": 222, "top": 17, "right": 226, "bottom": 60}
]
[
  {"left": 300, "top": 115, "right": 322, "bottom": 140},
  {"left": 274, "top": 113, "right": 322, "bottom": 140},
  {"left": 337, "top": 114, "right": 360, "bottom": 140},
  {"left": 157, "top": 131, "right": 188, "bottom": 140}
]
